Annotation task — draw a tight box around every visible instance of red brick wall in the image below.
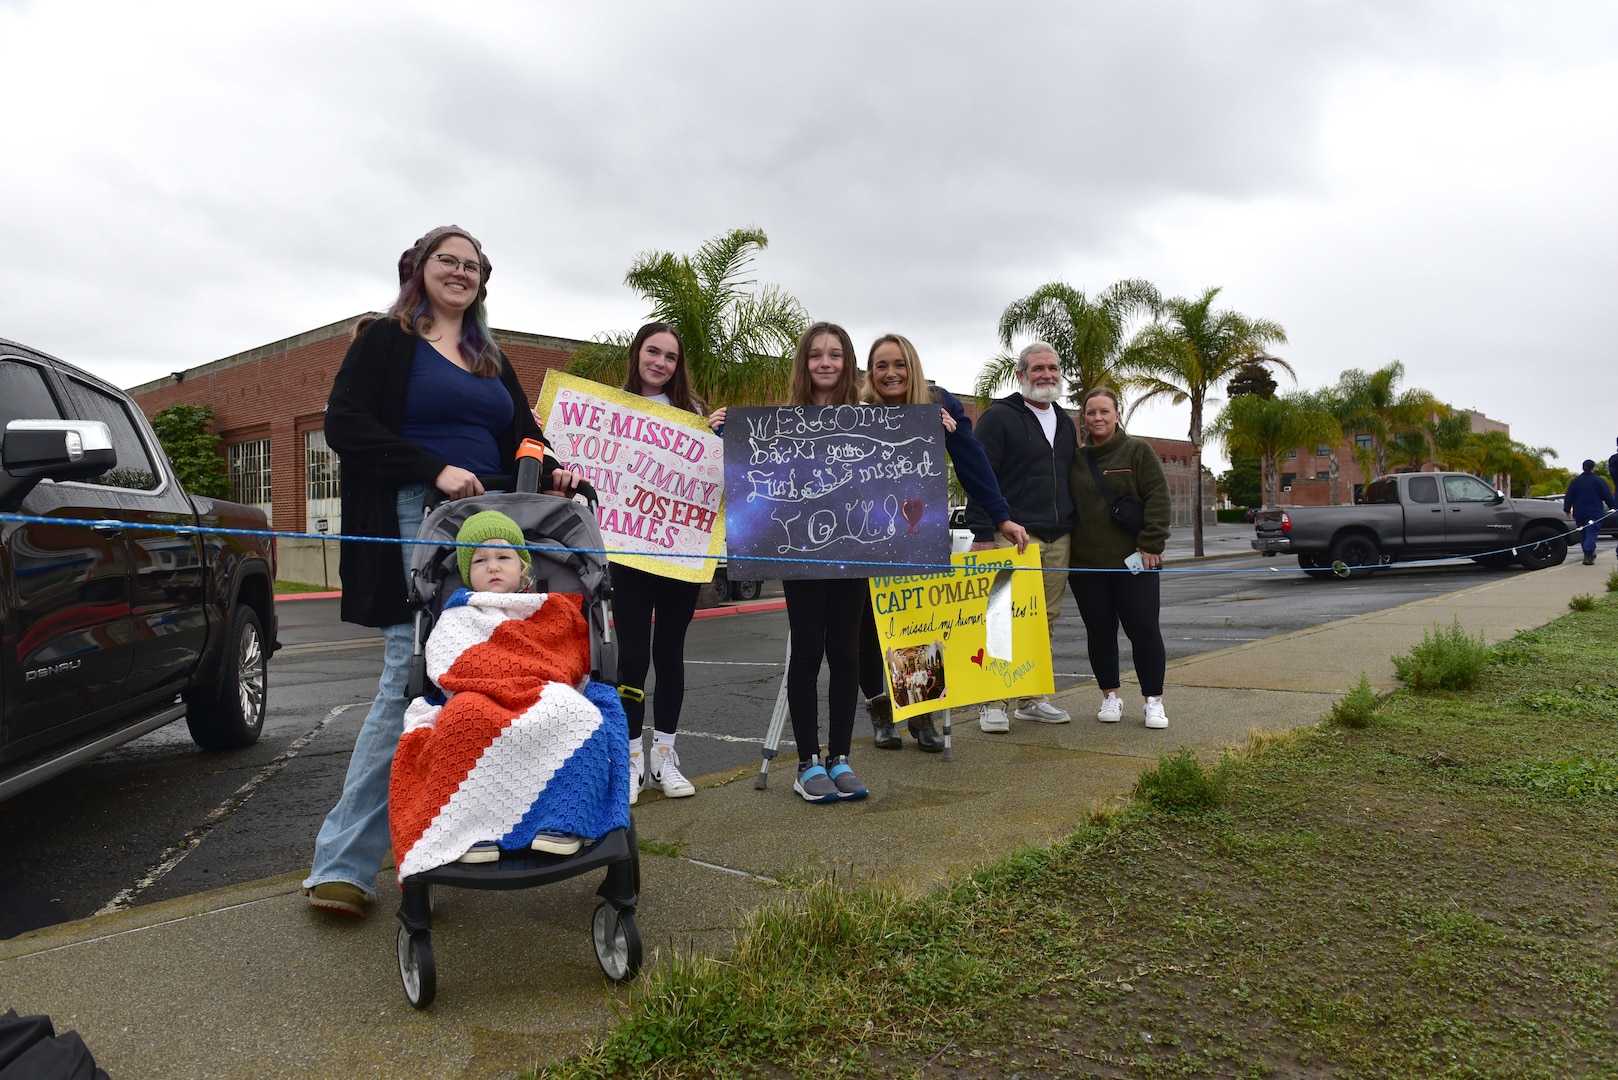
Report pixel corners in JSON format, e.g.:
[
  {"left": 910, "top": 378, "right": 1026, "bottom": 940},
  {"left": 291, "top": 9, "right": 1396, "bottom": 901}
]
[{"left": 128, "top": 315, "right": 585, "bottom": 533}]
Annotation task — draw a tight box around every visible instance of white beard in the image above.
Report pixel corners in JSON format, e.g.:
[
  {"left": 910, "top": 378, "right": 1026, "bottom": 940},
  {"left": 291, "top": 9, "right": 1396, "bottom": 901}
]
[{"left": 1019, "top": 379, "right": 1062, "bottom": 404}]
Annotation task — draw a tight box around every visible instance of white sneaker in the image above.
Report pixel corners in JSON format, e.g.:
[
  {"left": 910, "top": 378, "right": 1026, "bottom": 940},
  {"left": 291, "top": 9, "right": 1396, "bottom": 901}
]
[
  {"left": 978, "top": 707, "right": 1010, "bottom": 734},
  {"left": 628, "top": 748, "right": 644, "bottom": 806},
  {"left": 649, "top": 745, "right": 696, "bottom": 798},
  {"left": 1014, "top": 700, "right": 1071, "bottom": 724},
  {"left": 1097, "top": 693, "right": 1123, "bottom": 723},
  {"left": 1143, "top": 698, "right": 1169, "bottom": 729}
]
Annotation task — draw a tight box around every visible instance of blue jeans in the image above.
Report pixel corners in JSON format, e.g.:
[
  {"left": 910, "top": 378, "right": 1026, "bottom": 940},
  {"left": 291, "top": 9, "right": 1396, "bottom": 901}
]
[{"left": 304, "top": 483, "right": 428, "bottom": 898}]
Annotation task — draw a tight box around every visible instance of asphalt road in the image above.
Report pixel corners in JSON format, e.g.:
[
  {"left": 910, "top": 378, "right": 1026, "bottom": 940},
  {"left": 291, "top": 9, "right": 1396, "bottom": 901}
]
[{"left": 0, "top": 554, "right": 1534, "bottom": 939}]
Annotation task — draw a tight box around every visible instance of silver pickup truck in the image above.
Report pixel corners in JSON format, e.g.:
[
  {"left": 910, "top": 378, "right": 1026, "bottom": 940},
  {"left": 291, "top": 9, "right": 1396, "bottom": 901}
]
[{"left": 1251, "top": 472, "right": 1570, "bottom": 579}]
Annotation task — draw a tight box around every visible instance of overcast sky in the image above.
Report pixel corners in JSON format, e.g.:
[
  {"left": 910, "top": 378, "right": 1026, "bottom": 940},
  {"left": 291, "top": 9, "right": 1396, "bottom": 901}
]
[{"left": 3, "top": 0, "right": 1614, "bottom": 470}]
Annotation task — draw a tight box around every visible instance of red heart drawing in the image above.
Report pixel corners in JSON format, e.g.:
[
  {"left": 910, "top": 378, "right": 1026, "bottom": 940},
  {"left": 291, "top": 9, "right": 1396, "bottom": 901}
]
[{"left": 970, "top": 648, "right": 985, "bottom": 667}]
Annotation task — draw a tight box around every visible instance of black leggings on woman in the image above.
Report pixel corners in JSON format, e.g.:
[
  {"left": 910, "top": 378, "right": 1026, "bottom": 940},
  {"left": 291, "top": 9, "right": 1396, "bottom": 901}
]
[
  {"left": 613, "top": 563, "right": 702, "bottom": 739},
  {"left": 1068, "top": 571, "right": 1166, "bottom": 697},
  {"left": 782, "top": 577, "right": 866, "bottom": 763}
]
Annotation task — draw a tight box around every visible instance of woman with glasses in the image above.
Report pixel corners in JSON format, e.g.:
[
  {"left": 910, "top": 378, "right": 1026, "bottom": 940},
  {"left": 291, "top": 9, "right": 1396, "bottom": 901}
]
[{"left": 304, "top": 225, "right": 575, "bottom": 917}]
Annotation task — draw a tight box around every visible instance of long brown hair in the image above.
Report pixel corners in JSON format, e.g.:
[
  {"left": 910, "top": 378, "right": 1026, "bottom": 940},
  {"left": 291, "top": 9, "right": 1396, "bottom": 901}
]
[
  {"left": 622, "top": 322, "right": 704, "bottom": 415},
  {"left": 787, "top": 322, "right": 860, "bottom": 406},
  {"left": 861, "top": 333, "right": 939, "bottom": 406}
]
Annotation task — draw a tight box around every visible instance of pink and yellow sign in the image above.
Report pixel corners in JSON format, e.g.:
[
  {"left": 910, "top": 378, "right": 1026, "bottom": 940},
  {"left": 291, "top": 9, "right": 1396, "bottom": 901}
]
[{"left": 536, "top": 372, "right": 725, "bottom": 583}]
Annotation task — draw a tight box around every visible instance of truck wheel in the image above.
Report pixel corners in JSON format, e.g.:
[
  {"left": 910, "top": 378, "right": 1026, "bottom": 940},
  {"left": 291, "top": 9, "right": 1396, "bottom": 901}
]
[
  {"left": 733, "top": 579, "right": 762, "bottom": 601},
  {"left": 711, "top": 568, "right": 730, "bottom": 603},
  {"left": 186, "top": 604, "right": 268, "bottom": 750},
  {"left": 1297, "top": 554, "right": 1334, "bottom": 580},
  {"left": 1515, "top": 526, "right": 1567, "bottom": 571},
  {"left": 1329, "top": 535, "right": 1380, "bottom": 579}
]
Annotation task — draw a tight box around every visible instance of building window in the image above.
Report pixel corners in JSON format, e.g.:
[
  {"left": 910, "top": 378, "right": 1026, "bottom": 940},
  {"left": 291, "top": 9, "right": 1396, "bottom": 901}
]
[
  {"left": 305, "top": 429, "right": 341, "bottom": 534},
  {"left": 1355, "top": 434, "right": 1374, "bottom": 451},
  {"left": 228, "top": 439, "right": 272, "bottom": 516},
  {"left": 1316, "top": 444, "right": 1332, "bottom": 457}
]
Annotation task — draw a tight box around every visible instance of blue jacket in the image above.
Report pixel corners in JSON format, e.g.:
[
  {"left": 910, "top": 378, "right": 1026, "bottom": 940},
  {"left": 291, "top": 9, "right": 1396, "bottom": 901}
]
[
  {"left": 936, "top": 387, "right": 1011, "bottom": 526},
  {"left": 1564, "top": 470, "right": 1617, "bottom": 521}
]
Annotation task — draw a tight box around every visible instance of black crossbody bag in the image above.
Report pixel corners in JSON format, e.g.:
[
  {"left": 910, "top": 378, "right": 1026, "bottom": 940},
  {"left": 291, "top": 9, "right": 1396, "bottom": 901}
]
[{"left": 1083, "top": 448, "right": 1147, "bottom": 537}]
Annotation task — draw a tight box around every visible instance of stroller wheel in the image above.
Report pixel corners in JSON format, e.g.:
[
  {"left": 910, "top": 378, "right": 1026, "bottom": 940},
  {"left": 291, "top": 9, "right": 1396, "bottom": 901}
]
[
  {"left": 592, "top": 902, "right": 642, "bottom": 983},
  {"left": 397, "top": 926, "right": 437, "bottom": 1008}
]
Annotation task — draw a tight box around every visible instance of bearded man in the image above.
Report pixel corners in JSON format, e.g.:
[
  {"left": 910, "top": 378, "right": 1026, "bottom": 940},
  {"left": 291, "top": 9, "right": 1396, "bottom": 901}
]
[{"left": 964, "top": 342, "right": 1077, "bottom": 732}]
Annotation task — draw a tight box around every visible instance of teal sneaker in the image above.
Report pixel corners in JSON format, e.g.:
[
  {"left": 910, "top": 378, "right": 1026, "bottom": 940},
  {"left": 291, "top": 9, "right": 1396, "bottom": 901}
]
[
  {"left": 794, "top": 756, "right": 839, "bottom": 803},
  {"left": 827, "top": 756, "right": 868, "bottom": 800}
]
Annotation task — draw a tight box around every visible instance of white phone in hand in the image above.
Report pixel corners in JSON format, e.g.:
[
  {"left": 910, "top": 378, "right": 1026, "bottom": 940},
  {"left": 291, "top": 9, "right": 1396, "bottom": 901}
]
[{"left": 1124, "top": 551, "right": 1145, "bottom": 575}]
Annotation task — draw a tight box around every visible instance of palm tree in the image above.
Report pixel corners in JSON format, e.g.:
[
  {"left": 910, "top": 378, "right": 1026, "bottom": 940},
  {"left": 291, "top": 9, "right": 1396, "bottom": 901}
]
[
  {"left": 1208, "top": 392, "right": 1338, "bottom": 509},
  {"left": 1334, "top": 362, "right": 1445, "bottom": 479},
  {"left": 1463, "top": 431, "right": 1552, "bottom": 496},
  {"left": 1117, "top": 287, "right": 1289, "bottom": 556},
  {"left": 974, "top": 279, "right": 1159, "bottom": 407},
  {"left": 567, "top": 227, "right": 808, "bottom": 406}
]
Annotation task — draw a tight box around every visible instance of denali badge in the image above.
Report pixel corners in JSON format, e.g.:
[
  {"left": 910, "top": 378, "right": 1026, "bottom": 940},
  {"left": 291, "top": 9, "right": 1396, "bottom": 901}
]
[{"left": 26, "top": 659, "right": 84, "bottom": 680}]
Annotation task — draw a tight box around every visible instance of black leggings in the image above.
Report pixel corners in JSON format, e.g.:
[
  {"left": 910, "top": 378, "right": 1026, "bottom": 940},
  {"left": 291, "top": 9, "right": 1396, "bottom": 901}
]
[
  {"left": 1068, "top": 571, "right": 1166, "bottom": 697},
  {"left": 783, "top": 577, "right": 866, "bottom": 763},
  {"left": 858, "top": 598, "right": 888, "bottom": 702},
  {"left": 613, "top": 563, "right": 702, "bottom": 739}
]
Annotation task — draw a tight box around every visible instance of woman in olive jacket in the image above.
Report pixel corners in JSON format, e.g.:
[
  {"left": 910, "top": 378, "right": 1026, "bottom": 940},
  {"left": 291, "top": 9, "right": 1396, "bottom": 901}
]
[{"left": 1067, "top": 387, "right": 1173, "bottom": 730}]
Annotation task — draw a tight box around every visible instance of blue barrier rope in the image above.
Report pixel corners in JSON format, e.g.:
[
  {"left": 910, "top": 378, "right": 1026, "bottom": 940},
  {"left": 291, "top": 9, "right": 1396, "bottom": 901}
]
[{"left": 0, "top": 508, "right": 1611, "bottom": 579}]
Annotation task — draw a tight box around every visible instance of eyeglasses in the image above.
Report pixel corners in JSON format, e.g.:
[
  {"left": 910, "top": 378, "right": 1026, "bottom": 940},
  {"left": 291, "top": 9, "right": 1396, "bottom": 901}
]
[{"left": 429, "top": 253, "right": 482, "bottom": 277}]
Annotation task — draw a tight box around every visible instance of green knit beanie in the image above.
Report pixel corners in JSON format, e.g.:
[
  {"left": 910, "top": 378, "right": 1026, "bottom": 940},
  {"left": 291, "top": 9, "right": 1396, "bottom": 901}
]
[{"left": 456, "top": 510, "right": 531, "bottom": 584}]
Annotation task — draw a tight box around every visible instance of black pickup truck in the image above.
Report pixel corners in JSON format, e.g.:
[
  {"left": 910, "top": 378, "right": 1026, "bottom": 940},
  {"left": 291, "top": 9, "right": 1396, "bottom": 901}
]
[
  {"left": 1251, "top": 471, "right": 1570, "bottom": 579},
  {"left": 0, "top": 337, "right": 278, "bottom": 800}
]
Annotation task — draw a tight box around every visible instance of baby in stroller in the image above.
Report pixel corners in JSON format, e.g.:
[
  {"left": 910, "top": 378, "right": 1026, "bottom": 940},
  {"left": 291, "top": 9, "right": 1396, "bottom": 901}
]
[{"left": 388, "top": 510, "right": 630, "bottom": 879}]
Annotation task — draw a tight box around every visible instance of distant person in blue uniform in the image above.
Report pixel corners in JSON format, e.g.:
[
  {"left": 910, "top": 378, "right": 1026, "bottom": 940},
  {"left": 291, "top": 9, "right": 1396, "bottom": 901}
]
[{"left": 1564, "top": 458, "right": 1617, "bottom": 565}]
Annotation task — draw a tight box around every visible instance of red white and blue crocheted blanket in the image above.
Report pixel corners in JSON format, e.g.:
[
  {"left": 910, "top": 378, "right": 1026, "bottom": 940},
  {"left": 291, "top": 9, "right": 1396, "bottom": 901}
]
[{"left": 389, "top": 588, "right": 629, "bottom": 880}]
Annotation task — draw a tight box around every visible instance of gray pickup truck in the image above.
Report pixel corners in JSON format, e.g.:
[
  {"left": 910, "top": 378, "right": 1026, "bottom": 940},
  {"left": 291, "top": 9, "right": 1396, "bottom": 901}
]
[
  {"left": 1, "top": 337, "right": 278, "bottom": 800},
  {"left": 1251, "top": 471, "right": 1570, "bottom": 579}
]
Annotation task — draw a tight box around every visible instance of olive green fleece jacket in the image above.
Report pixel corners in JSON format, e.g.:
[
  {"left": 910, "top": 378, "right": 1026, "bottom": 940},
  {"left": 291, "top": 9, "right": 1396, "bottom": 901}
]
[{"left": 1067, "top": 430, "right": 1172, "bottom": 568}]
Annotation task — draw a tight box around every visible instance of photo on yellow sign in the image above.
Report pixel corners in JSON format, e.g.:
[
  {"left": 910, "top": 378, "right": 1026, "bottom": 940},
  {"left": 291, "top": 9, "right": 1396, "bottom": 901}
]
[{"left": 867, "top": 544, "right": 1054, "bottom": 722}]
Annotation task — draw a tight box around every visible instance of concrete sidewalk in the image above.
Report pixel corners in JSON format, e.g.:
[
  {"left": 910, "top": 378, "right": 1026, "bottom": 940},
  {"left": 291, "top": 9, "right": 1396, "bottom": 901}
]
[{"left": 1, "top": 555, "right": 1600, "bottom": 1079}]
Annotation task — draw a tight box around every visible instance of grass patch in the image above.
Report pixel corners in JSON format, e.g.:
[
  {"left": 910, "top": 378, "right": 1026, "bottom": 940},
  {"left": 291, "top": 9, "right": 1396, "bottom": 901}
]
[
  {"left": 635, "top": 837, "right": 687, "bottom": 859},
  {"left": 273, "top": 579, "right": 333, "bottom": 594},
  {"left": 1608, "top": 568, "right": 1618, "bottom": 592},
  {"left": 1570, "top": 593, "right": 1597, "bottom": 612},
  {"left": 1134, "top": 748, "right": 1234, "bottom": 812},
  {"left": 540, "top": 601, "right": 1618, "bottom": 1079},
  {"left": 1328, "top": 672, "right": 1380, "bottom": 728},
  {"left": 1392, "top": 616, "right": 1491, "bottom": 691}
]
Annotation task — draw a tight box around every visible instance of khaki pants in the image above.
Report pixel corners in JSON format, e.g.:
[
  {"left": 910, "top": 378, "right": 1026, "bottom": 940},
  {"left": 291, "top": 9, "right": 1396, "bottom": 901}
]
[{"left": 983, "top": 532, "right": 1070, "bottom": 712}]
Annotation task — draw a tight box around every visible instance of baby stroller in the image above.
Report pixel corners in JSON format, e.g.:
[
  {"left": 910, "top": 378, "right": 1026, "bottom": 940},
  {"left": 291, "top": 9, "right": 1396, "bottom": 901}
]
[{"left": 392, "top": 481, "right": 640, "bottom": 1009}]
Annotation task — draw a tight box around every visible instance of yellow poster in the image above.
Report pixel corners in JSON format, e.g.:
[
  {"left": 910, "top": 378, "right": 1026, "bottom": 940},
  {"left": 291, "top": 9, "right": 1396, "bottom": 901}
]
[
  {"left": 536, "top": 371, "right": 726, "bottom": 583},
  {"left": 867, "top": 545, "right": 1054, "bottom": 721}
]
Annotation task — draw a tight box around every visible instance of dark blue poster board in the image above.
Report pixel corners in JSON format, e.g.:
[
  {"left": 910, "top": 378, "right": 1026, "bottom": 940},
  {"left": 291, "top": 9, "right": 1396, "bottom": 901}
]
[{"left": 722, "top": 404, "right": 950, "bottom": 580}]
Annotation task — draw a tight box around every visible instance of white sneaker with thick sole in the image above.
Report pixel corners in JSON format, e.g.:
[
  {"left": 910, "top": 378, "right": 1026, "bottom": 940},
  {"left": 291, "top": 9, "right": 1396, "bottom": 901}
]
[
  {"left": 628, "top": 748, "right": 644, "bottom": 806},
  {"left": 1014, "top": 700, "right": 1071, "bottom": 724},
  {"left": 979, "top": 706, "right": 1010, "bottom": 733},
  {"left": 1143, "top": 698, "right": 1169, "bottom": 729},
  {"left": 1097, "top": 694, "right": 1123, "bottom": 723},
  {"left": 649, "top": 745, "right": 696, "bottom": 798}
]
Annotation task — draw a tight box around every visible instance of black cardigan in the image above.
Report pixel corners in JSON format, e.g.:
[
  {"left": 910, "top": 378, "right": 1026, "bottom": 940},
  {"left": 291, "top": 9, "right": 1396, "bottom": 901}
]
[{"left": 326, "top": 318, "right": 554, "bottom": 627}]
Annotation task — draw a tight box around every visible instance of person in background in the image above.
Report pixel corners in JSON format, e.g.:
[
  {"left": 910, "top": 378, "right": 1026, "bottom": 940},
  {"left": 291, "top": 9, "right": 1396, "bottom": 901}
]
[
  {"left": 615, "top": 322, "right": 708, "bottom": 801},
  {"left": 857, "top": 333, "right": 1027, "bottom": 751},
  {"left": 965, "top": 342, "right": 1077, "bottom": 733},
  {"left": 1066, "top": 387, "right": 1171, "bottom": 729},
  {"left": 303, "top": 225, "right": 575, "bottom": 917},
  {"left": 1563, "top": 458, "right": 1617, "bottom": 566},
  {"left": 779, "top": 322, "right": 870, "bottom": 804}
]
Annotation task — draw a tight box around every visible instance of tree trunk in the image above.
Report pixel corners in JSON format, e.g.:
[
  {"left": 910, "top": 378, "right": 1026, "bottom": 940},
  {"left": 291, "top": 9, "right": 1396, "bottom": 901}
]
[
  {"left": 1189, "top": 403, "right": 1204, "bottom": 558},
  {"left": 1328, "top": 453, "right": 1341, "bottom": 505}
]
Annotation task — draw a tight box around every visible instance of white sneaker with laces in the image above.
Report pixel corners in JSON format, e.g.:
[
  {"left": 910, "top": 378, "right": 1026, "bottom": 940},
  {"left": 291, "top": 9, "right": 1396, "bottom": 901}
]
[
  {"left": 1143, "top": 698, "right": 1169, "bottom": 729},
  {"left": 650, "top": 745, "right": 696, "bottom": 798},
  {"left": 1097, "top": 693, "right": 1123, "bottom": 723},
  {"left": 978, "top": 706, "right": 1010, "bottom": 733},
  {"left": 628, "top": 748, "right": 644, "bottom": 806}
]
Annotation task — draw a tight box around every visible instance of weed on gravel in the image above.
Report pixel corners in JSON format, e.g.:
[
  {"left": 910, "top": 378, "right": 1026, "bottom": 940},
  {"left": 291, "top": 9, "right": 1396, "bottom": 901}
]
[{"left": 539, "top": 598, "right": 1618, "bottom": 1080}]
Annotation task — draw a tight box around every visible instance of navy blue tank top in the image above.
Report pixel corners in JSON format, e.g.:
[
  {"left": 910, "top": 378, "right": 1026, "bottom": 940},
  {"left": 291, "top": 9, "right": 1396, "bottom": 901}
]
[{"left": 399, "top": 337, "right": 514, "bottom": 476}]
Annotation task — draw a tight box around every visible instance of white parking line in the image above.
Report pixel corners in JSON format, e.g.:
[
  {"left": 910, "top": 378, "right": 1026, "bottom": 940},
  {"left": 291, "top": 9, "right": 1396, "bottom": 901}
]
[{"left": 96, "top": 703, "right": 362, "bottom": 916}]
